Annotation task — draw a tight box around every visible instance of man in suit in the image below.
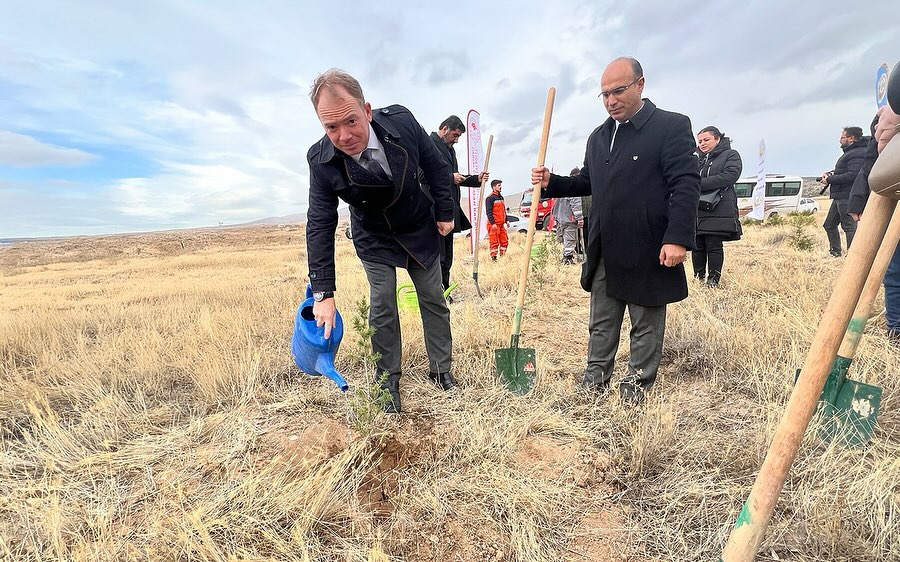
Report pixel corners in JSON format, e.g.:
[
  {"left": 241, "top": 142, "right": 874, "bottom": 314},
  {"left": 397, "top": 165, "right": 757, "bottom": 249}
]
[
  {"left": 531, "top": 57, "right": 700, "bottom": 403},
  {"left": 306, "top": 68, "right": 459, "bottom": 414},
  {"left": 427, "top": 116, "right": 489, "bottom": 296}
]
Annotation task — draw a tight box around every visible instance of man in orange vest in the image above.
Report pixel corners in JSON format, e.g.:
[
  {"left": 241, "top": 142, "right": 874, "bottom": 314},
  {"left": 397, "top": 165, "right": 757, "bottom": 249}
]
[{"left": 485, "top": 179, "right": 508, "bottom": 260}]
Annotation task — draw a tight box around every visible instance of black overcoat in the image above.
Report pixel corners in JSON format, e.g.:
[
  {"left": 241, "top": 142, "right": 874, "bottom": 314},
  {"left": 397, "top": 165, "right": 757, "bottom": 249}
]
[
  {"left": 306, "top": 105, "right": 453, "bottom": 292},
  {"left": 543, "top": 99, "right": 700, "bottom": 306},
  {"left": 428, "top": 131, "right": 476, "bottom": 232}
]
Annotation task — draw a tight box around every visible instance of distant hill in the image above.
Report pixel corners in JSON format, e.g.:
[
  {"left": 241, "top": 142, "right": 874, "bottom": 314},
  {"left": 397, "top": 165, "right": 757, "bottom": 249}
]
[{"left": 246, "top": 190, "right": 530, "bottom": 228}]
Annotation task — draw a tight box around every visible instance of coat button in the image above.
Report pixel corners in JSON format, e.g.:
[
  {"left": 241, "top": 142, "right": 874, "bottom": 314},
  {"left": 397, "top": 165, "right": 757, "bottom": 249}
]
[{"left": 381, "top": 108, "right": 389, "bottom": 114}]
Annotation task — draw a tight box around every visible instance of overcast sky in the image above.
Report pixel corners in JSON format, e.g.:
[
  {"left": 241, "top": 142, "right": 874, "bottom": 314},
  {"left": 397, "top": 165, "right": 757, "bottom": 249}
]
[{"left": 1, "top": 0, "right": 898, "bottom": 238}]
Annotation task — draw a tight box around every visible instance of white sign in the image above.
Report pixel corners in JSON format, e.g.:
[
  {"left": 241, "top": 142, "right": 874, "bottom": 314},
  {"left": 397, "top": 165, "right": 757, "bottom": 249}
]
[
  {"left": 466, "top": 109, "right": 485, "bottom": 252},
  {"left": 747, "top": 139, "right": 766, "bottom": 220}
]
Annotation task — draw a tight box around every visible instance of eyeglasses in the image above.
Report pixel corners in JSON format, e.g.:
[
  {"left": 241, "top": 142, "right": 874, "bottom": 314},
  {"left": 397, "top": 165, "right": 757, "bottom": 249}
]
[{"left": 598, "top": 78, "right": 640, "bottom": 99}]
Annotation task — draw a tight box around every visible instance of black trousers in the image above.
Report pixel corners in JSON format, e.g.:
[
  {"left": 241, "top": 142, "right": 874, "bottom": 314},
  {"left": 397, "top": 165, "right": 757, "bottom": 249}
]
[{"left": 692, "top": 234, "right": 725, "bottom": 282}]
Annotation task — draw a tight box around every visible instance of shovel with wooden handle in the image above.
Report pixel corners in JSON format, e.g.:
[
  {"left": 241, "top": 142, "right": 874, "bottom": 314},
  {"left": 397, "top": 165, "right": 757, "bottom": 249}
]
[
  {"left": 495, "top": 87, "right": 555, "bottom": 394},
  {"left": 472, "top": 135, "right": 494, "bottom": 299},
  {"left": 722, "top": 135, "right": 900, "bottom": 560},
  {"left": 799, "top": 204, "right": 900, "bottom": 446}
]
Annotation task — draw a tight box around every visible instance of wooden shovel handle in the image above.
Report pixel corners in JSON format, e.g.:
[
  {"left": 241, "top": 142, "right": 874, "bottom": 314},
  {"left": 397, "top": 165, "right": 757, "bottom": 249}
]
[
  {"left": 510, "top": 88, "right": 555, "bottom": 339},
  {"left": 838, "top": 203, "right": 900, "bottom": 357},
  {"left": 472, "top": 135, "right": 494, "bottom": 274},
  {"left": 722, "top": 193, "right": 897, "bottom": 560}
]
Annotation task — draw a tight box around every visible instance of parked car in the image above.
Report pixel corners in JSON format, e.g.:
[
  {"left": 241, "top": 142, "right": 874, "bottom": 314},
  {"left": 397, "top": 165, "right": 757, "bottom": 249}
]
[
  {"left": 797, "top": 198, "right": 820, "bottom": 213},
  {"left": 506, "top": 214, "right": 528, "bottom": 233}
]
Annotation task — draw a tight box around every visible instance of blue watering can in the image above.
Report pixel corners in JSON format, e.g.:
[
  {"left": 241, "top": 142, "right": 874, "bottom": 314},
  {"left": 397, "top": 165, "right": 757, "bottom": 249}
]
[
  {"left": 290, "top": 285, "right": 349, "bottom": 392},
  {"left": 397, "top": 282, "right": 457, "bottom": 313}
]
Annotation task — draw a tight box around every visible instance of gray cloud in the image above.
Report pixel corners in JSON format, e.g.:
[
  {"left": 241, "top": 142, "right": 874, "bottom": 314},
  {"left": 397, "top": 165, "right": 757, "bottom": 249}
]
[
  {"left": 412, "top": 51, "right": 470, "bottom": 86},
  {"left": 0, "top": 131, "right": 97, "bottom": 167}
]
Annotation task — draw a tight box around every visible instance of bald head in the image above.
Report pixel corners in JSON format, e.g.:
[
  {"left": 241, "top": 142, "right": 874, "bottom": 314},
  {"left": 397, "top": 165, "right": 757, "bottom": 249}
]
[{"left": 600, "top": 57, "right": 645, "bottom": 122}]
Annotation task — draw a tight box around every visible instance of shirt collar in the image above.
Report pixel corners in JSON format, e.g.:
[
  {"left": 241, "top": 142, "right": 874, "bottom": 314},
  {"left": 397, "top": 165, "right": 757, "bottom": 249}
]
[{"left": 350, "top": 123, "right": 383, "bottom": 162}]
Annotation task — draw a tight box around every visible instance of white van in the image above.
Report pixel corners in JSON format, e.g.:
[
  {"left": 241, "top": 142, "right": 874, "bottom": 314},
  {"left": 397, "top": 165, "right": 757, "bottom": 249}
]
[{"left": 733, "top": 174, "right": 804, "bottom": 219}]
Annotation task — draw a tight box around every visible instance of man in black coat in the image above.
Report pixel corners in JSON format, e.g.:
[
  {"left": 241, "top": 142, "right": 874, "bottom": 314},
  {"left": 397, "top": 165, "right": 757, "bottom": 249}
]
[
  {"left": 820, "top": 126, "right": 868, "bottom": 256},
  {"left": 306, "top": 69, "right": 459, "bottom": 414},
  {"left": 531, "top": 57, "right": 700, "bottom": 403},
  {"left": 426, "top": 115, "right": 488, "bottom": 293}
]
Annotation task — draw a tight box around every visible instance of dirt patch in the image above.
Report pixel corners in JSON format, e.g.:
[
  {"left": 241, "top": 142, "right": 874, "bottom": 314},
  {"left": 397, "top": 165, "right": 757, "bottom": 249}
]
[
  {"left": 255, "top": 415, "right": 352, "bottom": 472},
  {"left": 565, "top": 509, "right": 631, "bottom": 562},
  {"left": 358, "top": 417, "right": 451, "bottom": 518}
]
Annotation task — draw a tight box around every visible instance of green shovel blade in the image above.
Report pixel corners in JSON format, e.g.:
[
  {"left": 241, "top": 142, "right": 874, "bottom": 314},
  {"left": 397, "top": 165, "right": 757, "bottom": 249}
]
[
  {"left": 818, "top": 380, "right": 882, "bottom": 447},
  {"left": 495, "top": 346, "right": 536, "bottom": 395}
]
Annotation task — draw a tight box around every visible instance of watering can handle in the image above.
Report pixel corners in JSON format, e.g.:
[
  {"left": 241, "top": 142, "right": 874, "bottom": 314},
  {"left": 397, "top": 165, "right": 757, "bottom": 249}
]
[
  {"left": 443, "top": 281, "right": 458, "bottom": 299},
  {"left": 305, "top": 284, "right": 313, "bottom": 299}
]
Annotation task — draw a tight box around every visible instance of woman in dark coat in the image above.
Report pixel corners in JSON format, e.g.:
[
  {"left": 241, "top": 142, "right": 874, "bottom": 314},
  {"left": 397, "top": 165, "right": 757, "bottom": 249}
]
[{"left": 694, "top": 126, "right": 743, "bottom": 286}]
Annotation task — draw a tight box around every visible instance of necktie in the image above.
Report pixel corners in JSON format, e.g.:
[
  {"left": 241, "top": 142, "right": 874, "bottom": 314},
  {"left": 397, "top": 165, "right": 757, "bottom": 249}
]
[{"left": 359, "top": 148, "right": 391, "bottom": 183}]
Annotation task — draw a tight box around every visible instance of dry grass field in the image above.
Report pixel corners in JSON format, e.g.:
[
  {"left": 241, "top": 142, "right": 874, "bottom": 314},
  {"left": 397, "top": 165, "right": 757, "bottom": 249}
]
[{"left": 2, "top": 204, "right": 899, "bottom": 561}]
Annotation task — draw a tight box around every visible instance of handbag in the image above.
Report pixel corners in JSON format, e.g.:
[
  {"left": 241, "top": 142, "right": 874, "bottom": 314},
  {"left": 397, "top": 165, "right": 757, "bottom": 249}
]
[{"left": 698, "top": 189, "right": 723, "bottom": 212}]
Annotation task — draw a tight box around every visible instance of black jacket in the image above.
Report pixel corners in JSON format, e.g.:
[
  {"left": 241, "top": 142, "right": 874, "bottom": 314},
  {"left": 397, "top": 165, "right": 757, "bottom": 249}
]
[
  {"left": 306, "top": 105, "right": 453, "bottom": 292},
  {"left": 426, "top": 132, "right": 477, "bottom": 232},
  {"left": 543, "top": 99, "right": 700, "bottom": 306},
  {"left": 824, "top": 138, "right": 869, "bottom": 200},
  {"left": 697, "top": 138, "right": 743, "bottom": 240},
  {"left": 848, "top": 117, "right": 881, "bottom": 215}
]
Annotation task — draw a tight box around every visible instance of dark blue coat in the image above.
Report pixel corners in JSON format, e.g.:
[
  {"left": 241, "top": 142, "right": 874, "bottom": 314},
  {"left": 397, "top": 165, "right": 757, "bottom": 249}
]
[
  {"left": 543, "top": 99, "right": 700, "bottom": 306},
  {"left": 306, "top": 105, "right": 453, "bottom": 292}
]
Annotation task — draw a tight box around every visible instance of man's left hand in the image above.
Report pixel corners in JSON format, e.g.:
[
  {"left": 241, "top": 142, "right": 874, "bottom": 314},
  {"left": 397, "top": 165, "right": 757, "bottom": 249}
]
[
  {"left": 437, "top": 220, "right": 455, "bottom": 236},
  {"left": 452, "top": 172, "right": 465, "bottom": 184},
  {"left": 659, "top": 244, "right": 687, "bottom": 267}
]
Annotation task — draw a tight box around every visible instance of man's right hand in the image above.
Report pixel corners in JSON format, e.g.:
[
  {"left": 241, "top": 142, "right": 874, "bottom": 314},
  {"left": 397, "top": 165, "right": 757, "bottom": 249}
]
[
  {"left": 850, "top": 213, "right": 861, "bottom": 222},
  {"left": 531, "top": 166, "right": 550, "bottom": 189},
  {"left": 313, "top": 298, "right": 337, "bottom": 339},
  {"left": 876, "top": 105, "right": 900, "bottom": 153}
]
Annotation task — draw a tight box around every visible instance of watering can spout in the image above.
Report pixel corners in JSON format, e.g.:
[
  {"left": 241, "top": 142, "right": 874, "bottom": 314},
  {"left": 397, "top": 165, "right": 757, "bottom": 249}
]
[{"left": 316, "top": 352, "right": 349, "bottom": 392}]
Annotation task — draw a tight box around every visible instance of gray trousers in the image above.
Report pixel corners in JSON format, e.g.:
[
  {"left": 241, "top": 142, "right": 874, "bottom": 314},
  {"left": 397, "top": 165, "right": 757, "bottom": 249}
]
[
  {"left": 823, "top": 199, "right": 856, "bottom": 253},
  {"left": 584, "top": 260, "right": 667, "bottom": 391},
  {"left": 556, "top": 221, "right": 579, "bottom": 257},
  {"left": 361, "top": 258, "right": 452, "bottom": 376}
]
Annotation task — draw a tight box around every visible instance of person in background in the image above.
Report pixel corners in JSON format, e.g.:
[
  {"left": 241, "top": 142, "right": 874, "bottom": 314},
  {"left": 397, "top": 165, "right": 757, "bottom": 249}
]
[
  {"left": 551, "top": 167, "right": 585, "bottom": 265},
  {"left": 693, "top": 126, "right": 743, "bottom": 287},
  {"left": 426, "top": 115, "right": 489, "bottom": 295},
  {"left": 848, "top": 103, "right": 900, "bottom": 342},
  {"left": 485, "top": 179, "right": 508, "bottom": 260},
  {"left": 820, "top": 126, "right": 868, "bottom": 256}
]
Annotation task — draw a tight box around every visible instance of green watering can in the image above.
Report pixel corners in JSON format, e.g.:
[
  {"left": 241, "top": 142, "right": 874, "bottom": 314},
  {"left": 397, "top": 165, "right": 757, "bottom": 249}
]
[{"left": 397, "top": 282, "right": 457, "bottom": 313}]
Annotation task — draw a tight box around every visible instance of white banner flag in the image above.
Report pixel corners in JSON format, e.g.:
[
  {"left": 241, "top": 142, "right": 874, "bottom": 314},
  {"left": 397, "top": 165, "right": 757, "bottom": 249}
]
[
  {"left": 466, "top": 109, "right": 485, "bottom": 253},
  {"left": 747, "top": 139, "right": 766, "bottom": 220}
]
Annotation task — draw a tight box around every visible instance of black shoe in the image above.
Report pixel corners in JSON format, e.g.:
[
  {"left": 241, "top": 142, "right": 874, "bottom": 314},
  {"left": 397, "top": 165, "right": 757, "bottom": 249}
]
[
  {"left": 380, "top": 373, "right": 402, "bottom": 414},
  {"left": 706, "top": 278, "right": 720, "bottom": 288},
  {"left": 578, "top": 380, "right": 610, "bottom": 394},
  {"left": 829, "top": 250, "right": 842, "bottom": 258},
  {"left": 619, "top": 382, "right": 646, "bottom": 406},
  {"left": 446, "top": 294, "right": 455, "bottom": 305},
  {"left": 562, "top": 254, "right": 575, "bottom": 265},
  {"left": 694, "top": 271, "right": 705, "bottom": 281},
  {"left": 491, "top": 256, "right": 497, "bottom": 262},
  {"left": 429, "top": 371, "right": 458, "bottom": 390}
]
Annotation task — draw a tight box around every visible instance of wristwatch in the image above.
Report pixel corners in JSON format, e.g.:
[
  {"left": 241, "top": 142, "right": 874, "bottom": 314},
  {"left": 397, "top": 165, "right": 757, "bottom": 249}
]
[{"left": 313, "top": 291, "right": 334, "bottom": 302}]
